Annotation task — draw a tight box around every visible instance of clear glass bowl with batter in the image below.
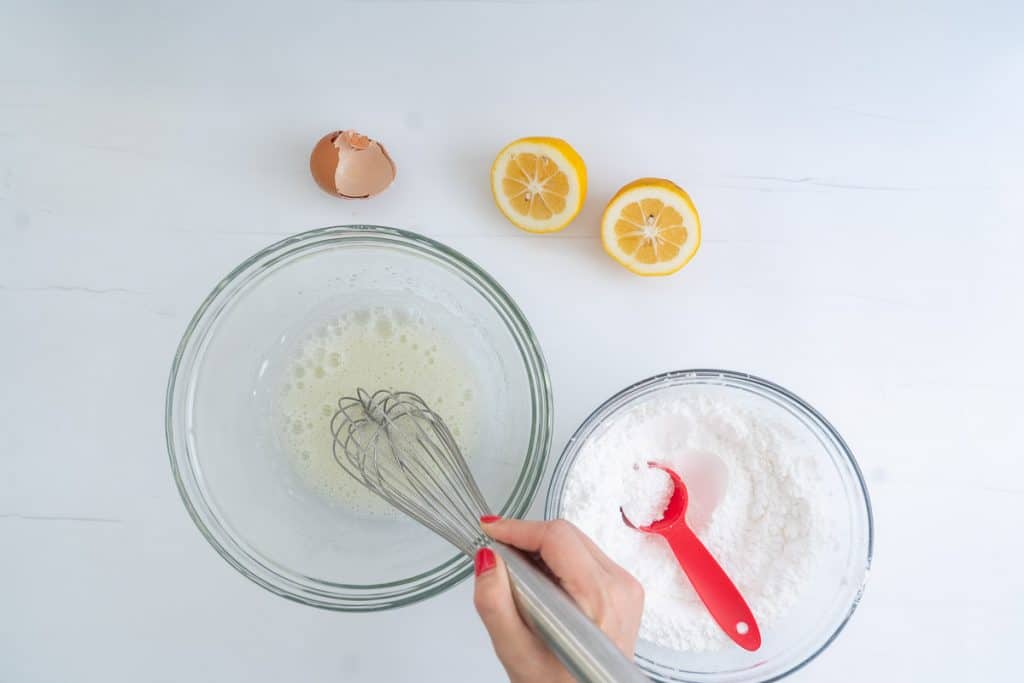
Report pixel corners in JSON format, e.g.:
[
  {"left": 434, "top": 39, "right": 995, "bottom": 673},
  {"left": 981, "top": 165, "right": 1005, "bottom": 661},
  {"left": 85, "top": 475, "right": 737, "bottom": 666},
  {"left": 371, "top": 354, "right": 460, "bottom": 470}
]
[
  {"left": 166, "top": 225, "right": 551, "bottom": 610},
  {"left": 546, "top": 370, "right": 873, "bottom": 682}
]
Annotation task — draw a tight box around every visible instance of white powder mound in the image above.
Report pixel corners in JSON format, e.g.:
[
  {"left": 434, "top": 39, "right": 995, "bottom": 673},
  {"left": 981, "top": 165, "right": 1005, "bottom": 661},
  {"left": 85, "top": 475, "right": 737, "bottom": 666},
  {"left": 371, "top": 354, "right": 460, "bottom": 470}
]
[{"left": 561, "top": 392, "right": 826, "bottom": 653}]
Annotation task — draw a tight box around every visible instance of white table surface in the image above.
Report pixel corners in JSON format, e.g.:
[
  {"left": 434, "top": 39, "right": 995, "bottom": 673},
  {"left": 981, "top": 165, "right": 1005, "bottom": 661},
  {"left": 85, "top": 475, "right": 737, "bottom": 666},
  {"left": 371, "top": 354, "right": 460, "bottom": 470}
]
[{"left": 2, "top": 1, "right": 1022, "bottom": 681}]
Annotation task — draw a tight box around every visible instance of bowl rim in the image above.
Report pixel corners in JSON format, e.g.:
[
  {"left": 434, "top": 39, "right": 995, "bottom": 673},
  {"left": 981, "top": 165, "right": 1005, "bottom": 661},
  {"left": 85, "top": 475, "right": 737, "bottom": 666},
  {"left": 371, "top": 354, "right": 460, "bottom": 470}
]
[
  {"left": 166, "top": 224, "right": 552, "bottom": 611},
  {"left": 544, "top": 368, "right": 873, "bottom": 682}
]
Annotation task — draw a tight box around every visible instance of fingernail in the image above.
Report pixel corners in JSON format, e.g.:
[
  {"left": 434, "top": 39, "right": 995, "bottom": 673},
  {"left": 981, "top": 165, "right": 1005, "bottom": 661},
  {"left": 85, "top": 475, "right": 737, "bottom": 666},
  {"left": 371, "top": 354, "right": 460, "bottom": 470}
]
[
  {"left": 474, "top": 548, "right": 496, "bottom": 576},
  {"left": 480, "top": 515, "right": 502, "bottom": 524}
]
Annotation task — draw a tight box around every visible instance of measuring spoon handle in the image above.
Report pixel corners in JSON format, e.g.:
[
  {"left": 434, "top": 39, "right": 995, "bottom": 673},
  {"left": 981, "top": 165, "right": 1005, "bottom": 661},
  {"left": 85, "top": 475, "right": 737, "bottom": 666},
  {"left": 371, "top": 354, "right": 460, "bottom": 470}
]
[{"left": 659, "top": 524, "right": 762, "bottom": 651}]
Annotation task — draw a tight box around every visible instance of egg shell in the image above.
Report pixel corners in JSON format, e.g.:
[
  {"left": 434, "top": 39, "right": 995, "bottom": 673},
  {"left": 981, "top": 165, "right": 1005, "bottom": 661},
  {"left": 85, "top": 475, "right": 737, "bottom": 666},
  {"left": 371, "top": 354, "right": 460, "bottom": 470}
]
[{"left": 309, "top": 130, "right": 396, "bottom": 199}]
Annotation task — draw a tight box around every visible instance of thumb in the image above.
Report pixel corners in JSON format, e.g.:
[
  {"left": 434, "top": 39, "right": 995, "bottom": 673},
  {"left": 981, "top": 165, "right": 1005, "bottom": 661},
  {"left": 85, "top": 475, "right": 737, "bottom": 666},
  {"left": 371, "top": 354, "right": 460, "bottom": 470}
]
[{"left": 472, "top": 547, "right": 538, "bottom": 664}]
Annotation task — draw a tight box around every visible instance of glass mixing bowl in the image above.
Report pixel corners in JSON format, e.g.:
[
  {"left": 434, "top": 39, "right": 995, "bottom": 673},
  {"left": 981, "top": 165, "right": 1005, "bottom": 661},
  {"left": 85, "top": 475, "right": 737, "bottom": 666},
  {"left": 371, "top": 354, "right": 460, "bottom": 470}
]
[
  {"left": 166, "top": 225, "right": 551, "bottom": 610},
  {"left": 546, "top": 370, "right": 872, "bottom": 682}
]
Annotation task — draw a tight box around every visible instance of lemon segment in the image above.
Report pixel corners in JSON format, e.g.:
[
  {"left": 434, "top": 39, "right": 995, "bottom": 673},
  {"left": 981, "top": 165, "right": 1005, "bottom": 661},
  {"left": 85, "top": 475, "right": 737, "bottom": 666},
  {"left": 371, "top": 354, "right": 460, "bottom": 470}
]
[
  {"left": 491, "top": 137, "right": 587, "bottom": 233},
  {"left": 601, "top": 178, "right": 701, "bottom": 276}
]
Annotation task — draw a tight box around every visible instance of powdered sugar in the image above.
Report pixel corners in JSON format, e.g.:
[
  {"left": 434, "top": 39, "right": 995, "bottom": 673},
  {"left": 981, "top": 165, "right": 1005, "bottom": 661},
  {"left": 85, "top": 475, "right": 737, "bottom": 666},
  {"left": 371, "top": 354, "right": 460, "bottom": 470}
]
[{"left": 561, "top": 391, "right": 826, "bottom": 653}]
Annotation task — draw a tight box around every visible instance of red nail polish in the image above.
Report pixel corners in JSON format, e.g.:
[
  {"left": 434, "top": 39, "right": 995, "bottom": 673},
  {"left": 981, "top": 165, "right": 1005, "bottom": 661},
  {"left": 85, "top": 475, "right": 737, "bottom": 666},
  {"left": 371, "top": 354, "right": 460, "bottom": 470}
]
[
  {"left": 480, "top": 515, "right": 502, "bottom": 524},
  {"left": 474, "top": 548, "right": 496, "bottom": 576}
]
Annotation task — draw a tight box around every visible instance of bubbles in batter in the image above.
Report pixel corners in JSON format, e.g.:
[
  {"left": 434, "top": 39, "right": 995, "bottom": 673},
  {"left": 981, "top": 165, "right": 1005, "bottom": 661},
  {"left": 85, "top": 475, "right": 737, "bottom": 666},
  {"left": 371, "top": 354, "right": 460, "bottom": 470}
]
[{"left": 278, "top": 306, "right": 480, "bottom": 517}]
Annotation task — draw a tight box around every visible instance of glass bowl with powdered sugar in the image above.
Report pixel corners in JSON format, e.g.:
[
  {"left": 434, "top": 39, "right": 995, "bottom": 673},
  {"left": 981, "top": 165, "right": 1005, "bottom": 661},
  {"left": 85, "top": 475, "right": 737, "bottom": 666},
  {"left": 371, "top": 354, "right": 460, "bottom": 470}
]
[{"left": 546, "top": 369, "right": 872, "bottom": 683}]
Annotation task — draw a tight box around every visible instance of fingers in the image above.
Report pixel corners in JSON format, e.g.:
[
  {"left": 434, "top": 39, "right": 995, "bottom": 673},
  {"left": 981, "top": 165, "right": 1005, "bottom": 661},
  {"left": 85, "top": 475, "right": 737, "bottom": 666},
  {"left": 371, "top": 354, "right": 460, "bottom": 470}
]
[
  {"left": 482, "top": 518, "right": 616, "bottom": 618},
  {"left": 482, "top": 517, "right": 618, "bottom": 576},
  {"left": 481, "top": 517, "right": 645, "bottom": 648},
  {"left": 472, "top": 548, "right": 540, "bottom": 669}
]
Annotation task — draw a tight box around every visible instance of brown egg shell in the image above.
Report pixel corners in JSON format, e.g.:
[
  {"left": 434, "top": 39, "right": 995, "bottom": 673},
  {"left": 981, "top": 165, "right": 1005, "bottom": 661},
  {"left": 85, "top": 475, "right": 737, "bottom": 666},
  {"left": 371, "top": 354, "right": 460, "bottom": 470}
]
[{"left": 309, "top": 130, "right": 397, "bottom": 199}]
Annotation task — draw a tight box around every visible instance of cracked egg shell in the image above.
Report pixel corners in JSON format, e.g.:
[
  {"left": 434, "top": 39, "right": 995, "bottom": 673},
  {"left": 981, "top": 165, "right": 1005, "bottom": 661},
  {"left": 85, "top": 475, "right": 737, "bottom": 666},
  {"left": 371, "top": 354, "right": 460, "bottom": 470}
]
[{"left": 310, "top": 130, "right": 396, "bottom": 199}]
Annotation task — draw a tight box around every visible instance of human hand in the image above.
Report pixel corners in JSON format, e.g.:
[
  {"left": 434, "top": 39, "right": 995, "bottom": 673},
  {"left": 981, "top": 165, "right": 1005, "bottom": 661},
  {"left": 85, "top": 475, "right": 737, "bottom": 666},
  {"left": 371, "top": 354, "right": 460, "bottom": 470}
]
[{"left": 472, "top": 517, "right": 644, "bottom": 683}]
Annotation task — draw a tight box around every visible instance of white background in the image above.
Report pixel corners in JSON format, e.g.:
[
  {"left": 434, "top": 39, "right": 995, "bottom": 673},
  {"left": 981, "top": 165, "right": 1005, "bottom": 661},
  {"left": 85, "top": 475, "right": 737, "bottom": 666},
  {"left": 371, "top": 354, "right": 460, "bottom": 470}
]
[{"left": 2, "top": 1, "right": 1022, "bottom": 681}]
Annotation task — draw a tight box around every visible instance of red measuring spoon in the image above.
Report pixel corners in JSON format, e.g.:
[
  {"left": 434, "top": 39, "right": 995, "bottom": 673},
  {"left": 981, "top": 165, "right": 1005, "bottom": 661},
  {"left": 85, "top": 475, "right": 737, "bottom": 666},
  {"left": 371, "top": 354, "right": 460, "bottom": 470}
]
[{"left": 621, "top": 462, "right": 762, "bottom": 651}]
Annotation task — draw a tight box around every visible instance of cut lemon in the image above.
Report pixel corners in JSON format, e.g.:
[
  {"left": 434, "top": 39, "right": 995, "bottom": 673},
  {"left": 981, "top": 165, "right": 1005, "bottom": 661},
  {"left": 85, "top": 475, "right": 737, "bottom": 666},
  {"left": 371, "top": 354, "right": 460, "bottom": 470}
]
[
  {"left": 491, "top": 137, "right": 586, "bottom": 233},
  {"left": 601, "top": 178, "right": 701, "bottom": 276}
]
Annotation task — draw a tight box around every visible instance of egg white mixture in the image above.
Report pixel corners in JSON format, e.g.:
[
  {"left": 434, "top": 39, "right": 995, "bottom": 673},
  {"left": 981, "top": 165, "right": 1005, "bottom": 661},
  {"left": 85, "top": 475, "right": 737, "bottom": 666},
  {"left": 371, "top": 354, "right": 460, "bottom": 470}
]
[{"left": 278, "top": 307, "right": 479, "bottom": 517}]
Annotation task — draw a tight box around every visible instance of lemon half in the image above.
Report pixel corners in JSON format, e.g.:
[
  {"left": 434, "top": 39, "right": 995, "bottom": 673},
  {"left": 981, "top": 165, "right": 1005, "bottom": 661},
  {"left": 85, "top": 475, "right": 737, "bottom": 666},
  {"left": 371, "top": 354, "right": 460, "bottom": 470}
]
[
  {"left": 491, "top": 137, "right": 587, "bottom": 233},
  {"left": 601, "top": 178, "right": 701, "bottom": 276}
]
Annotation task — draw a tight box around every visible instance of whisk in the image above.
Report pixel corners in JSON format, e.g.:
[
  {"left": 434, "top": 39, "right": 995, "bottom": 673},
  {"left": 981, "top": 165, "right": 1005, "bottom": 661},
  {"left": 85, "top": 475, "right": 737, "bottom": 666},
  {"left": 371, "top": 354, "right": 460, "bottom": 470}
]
[{"left": 331, "top": 389, "right": 648, "bottom": 683}]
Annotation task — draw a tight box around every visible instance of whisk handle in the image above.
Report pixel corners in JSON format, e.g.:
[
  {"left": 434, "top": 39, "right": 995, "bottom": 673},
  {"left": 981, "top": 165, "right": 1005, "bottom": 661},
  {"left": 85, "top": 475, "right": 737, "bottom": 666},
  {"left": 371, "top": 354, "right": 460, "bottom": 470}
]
[{"left": 491, "top": 542, "right": 650, "bottom": 683}]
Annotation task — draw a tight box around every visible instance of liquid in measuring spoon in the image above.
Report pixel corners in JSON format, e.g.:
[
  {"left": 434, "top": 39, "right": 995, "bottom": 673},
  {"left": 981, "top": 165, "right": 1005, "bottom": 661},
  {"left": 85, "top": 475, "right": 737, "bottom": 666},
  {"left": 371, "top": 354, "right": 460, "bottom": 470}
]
[{"left": 278, "top": 307, "right": 480, "bottom": 517}]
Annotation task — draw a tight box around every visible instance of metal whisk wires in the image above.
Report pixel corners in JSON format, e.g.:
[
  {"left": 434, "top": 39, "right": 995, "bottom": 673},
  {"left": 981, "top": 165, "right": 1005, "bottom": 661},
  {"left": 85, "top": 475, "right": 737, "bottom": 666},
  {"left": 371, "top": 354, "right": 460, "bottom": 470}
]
[{"left": 330, "top": 389, "right": 491, "bottom": 556}]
